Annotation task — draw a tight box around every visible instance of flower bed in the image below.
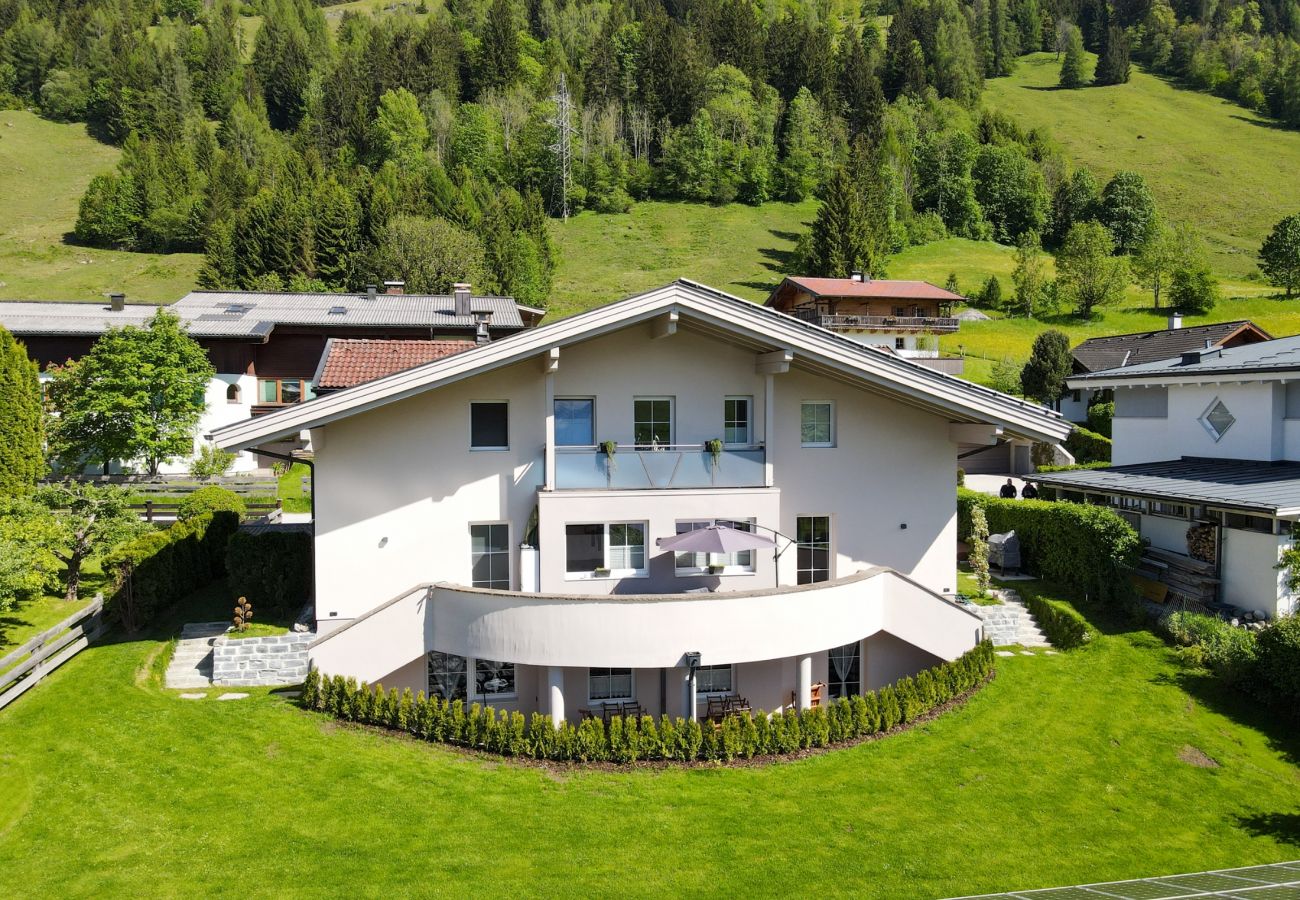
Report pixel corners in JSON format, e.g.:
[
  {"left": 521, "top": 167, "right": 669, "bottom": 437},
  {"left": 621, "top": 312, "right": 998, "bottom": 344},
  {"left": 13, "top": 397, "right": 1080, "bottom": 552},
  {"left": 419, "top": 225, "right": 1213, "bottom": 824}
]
[{"left": 300, "top": 642, "right": 995, "bottom": 764}]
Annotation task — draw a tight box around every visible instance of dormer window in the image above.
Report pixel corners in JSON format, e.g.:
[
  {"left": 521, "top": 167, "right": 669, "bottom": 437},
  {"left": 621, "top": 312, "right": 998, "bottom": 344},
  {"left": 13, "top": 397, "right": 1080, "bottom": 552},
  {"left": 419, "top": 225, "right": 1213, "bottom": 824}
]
[{"left": 1199, "top": 398, "right": 1236, "bottom": 441}]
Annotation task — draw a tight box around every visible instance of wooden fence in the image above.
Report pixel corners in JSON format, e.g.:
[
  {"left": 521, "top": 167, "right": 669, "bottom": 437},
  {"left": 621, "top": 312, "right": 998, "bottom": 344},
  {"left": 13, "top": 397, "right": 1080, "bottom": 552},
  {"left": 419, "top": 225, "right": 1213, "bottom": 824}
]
[
  {"left": 132, "top": 498, "right": 282, "bottom": 523},
  {"left": 0, "top": 594, "right": 106, "bottom": 711}
]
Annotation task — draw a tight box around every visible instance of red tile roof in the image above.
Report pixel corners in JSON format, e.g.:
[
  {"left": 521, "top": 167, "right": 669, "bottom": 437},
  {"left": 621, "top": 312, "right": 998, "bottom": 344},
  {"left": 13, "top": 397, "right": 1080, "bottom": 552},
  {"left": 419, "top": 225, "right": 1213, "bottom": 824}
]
[
  {"left": 781, "top": 277, "right": 964, "bottom": 301},
  {"left": 315, "top": 338, "right": 475, "bottom": 391}
]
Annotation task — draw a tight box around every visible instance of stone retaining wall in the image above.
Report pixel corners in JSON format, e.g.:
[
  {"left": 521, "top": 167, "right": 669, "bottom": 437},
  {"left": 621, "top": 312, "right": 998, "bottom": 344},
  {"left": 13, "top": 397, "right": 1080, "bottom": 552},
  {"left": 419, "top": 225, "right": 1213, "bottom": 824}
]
[{"left": 212, "top": 632, "right": 313, "bottom": 687}]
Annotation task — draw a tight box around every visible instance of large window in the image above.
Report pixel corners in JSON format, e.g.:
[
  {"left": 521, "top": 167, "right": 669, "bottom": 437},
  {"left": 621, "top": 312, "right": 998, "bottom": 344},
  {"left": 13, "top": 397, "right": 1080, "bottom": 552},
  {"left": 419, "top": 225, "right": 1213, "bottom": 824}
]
[
  {"left": 588, "top": 667, "right": 633, "bottom": 701},
  {"left": 555, "top": 398, "right": 595, "bottom": 446},
  {"left": 724, "top": 396, "right": 752, "bottom": 446},
  {"left": 470, "top": 401, "right": 509, "bottom": 449},
  {"left": 428, "top": 652, "right": 467, "bottom": 701},
  {"left": 474, "top": 659, "right": 516, "bottom": 698},
  {"left": 634, "top": 397, "right": 673, "bottom": 447},
  {"left": 565, "top": 522, "right": 647, "bottom": 577},
  {"left": 800, "top": 401, "right": 834, "bottom": 447},
  {"left": 796, "top": 515, "right": 831, "bottom": 584},
  {"left": 674, "top": 519, "right": 756, "bottom": 574},
  {"left": 470, "top": 524, "right": 510, "bottom": 590},
  {"left": 258, "top": 378, "right": 315, "bottom": 405},
  {"left": 828, "top": 642, "right": 861, "bottom": 699},
  {"left": 695, "top": 664, "right": 733, "bottom": 694}
]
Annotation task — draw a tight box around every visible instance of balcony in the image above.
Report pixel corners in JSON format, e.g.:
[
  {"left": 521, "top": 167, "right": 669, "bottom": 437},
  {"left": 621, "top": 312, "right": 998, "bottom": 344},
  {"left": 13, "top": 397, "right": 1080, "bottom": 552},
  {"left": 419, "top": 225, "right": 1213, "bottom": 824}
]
[
  {"left": 552, "top": 444, "right": 765, "bottom": 490},
  {"left": 794, "top": 311, "right": 960, "bottom": 333}
]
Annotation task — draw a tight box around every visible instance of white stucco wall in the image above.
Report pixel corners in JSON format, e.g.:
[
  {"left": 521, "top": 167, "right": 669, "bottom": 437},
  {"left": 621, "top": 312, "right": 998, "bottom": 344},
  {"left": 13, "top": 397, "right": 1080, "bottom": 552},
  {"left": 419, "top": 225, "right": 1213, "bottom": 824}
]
[
  {"left": 1140, "top": 514, "right": 1191, "bottom": 555},
  {"left": 1221, "top": 527, "right": 1290, "bottom": 618},
  {"left": 1112, "top": 382, "right": 1285, "bottom": 465}
]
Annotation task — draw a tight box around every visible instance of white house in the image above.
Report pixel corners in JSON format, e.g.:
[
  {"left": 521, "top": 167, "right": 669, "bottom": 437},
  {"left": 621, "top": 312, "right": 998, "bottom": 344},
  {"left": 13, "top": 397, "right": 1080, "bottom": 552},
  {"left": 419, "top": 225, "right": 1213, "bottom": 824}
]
[
  {"left": 1036, "top": 335, "right": 1300, "bottom": 619},
  {"left": 213, "top": 280, "right": 1068, "bottom": 723}
]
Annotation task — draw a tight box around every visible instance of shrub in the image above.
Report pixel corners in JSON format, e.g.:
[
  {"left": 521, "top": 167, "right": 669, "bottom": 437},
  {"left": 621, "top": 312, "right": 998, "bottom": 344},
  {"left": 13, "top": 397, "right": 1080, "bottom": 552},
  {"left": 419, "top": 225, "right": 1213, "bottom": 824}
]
[
  {"left": 1162, "top": 611, "right": 1259, "bottom": 687},
  {"left": 178, "top": 485, "right": 246, "bottom": 521},
  {"left": 302, "top": 643, "right": 997, "bottom": 763},
  {"left": 1065, "top": 425, "right": 1112, "bottom": 464},
  {"left": 1254, "top": 615, "right": 1300, "bottom": 712},
  {"left": 104, "top": 510, "right": 239, "bottom": 631},
  {"left": 1086, "top": 401, "right": 1114, "bottom": 438},
  {"left": 957, "top": 489, "right": 1141, "bottom": 606},
  {"left": 191, "top": 443, "right": 237, "bottom": 479},
  {"left": 225, "top": 529, "right": 312, "bottom": 617},
  {"left": 956, "top": 467, "right": 965, "bottom": 487},
  {"left": 1022, "top": 590, "right": 1094, "bottom": 649}
]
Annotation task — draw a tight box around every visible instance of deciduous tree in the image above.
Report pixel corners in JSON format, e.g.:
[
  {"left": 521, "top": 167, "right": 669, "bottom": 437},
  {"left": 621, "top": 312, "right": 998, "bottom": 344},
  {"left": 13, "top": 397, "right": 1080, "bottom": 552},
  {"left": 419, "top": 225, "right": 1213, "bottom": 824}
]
[
  {"left": 1020, "top": 328, "right": 1073, "bottom": 404},
  {"left": 370, "top": 215, "right": 492, "bottom": 294},
  {"left": 1011, "top": 229, "right": 1048, "bottom": 317},
  {"left": 1098, "top": 171, "right": 1157, "bottom": 253},
  {"left": 1057, "top": 221, "right": 1129, "bottom": 316},
  {"left": 32, "top": 482, "right": 143, "bottom": 603},
  {"left": 1261, "top": 212, "right": 1300, "bottom": 297}
]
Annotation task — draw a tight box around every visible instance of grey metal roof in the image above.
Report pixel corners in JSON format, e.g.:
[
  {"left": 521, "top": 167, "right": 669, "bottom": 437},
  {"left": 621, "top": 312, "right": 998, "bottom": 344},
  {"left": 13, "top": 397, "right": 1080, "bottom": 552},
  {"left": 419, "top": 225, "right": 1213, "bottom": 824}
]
[
  {"left": 1075, "top": 332, "right": 1300, "bottom": 381},
  {"left": 1033, "top": 457, "right": 1300, "bottom": 515},
  {"left": 1072, "top": 320, "right": 1268, "bottom": 374},
  {"left": 0, "top": 290, "right": 525, "bottom": 339}
]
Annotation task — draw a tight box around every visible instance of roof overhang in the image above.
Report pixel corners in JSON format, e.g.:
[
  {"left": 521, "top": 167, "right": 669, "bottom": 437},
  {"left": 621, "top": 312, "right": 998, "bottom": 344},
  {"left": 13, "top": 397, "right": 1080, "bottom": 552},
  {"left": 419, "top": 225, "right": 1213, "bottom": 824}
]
[
  {"left": 1068, "top": 368, "right": 1300, "bottom": 389},
  {"left": 213, "top": 280, "right": 1069, "bottom": 451},
  {"left": 1034, "top": 462, "right": 1300, "bottom": 518}
]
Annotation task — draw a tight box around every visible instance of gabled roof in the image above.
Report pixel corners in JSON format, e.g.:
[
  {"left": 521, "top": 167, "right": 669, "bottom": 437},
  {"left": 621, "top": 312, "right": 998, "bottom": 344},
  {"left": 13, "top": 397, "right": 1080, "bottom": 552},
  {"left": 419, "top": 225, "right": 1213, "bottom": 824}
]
[
  {"left": 766, "top": 277, "right": 964, "bottom": 305},
  {"left": 1073, "top": 332, "right": 1300, "bottom": 386},
  {"left": 1033, "top": 457, "right": 1300, "bottom": 517},
  {"left": 212, "top": 280, "right": 1069, "bottom": 451},
  {"left": 0, "top": 301, "right": 275, "bottom": 339},
  {"left": 1072, "top": 320, "right": 1272, "bottom": 374},
  {"left": 313, "top": 338, "right": 475, "bottom": 392}
]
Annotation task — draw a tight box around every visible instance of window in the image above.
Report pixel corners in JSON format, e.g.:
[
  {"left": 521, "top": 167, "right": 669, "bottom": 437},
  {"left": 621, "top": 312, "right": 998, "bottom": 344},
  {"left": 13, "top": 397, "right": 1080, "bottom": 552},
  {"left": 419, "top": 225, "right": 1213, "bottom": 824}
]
[
  {"left": 555, "top": 398, "right": 595, "bottom": 446},
  {"left": 1223, "top": 512, "right": 1274, "bottom": 533},
  {"left": 428, "top": 652, "right": 467, "bottom": 701},
  {"left": 828, "top": 642, "right": 861, "bottom": 699},
  {"left": 1151, "top": 501, "right": 1189, "bottom": 518},
  {"left": 1198, "top": 398, "right": 1236, "bottom": 441},
  {"left": 894, "top": 337, "right": 906, "bottom": 350},
  {"left": 470, "top": 524, "right": 510, "bottom": 589},
  {"left": 565, "top": 522, "right": 647, "bottom": 577},
  {"left": 258, "top": 378, "right": 314, "bottom": 405},
  {"left": 1287, "top": 382, "right": 1300, "bottom": 419},
  {"left": 475, "top": 659, "right": 516, "bottom": 698},
  {"left": 226, "top": 383, "right": 241, "bottom": 404},
  {"left": 674, "top": 519, "right": 756, "bottom": 574},
  {"left": 724, "top": 396, "right": 752, "bottom": 446},
  {"left": 588, "top": 667, "right": 633, "bottom": 701},
  {"left": 633, "top": 397, "right": 673, "bottom": 447},
  {"left": 796, "top": 515, "right": 831, "bottom": 584},
  {"left": 893, "top": 306, "right": 906, "bottom": 316},
  {"left": 1113, "top": 387, "right": 1168, "bottom": 418},
  {"left": 470, "top": 401, "right": 509, "bottom": 449},
  {"left": 695, "top": 664, "right": 733, "bottom": 694},
  {"left": 800, "top": 401, "right": 834, "bottom": 447}
]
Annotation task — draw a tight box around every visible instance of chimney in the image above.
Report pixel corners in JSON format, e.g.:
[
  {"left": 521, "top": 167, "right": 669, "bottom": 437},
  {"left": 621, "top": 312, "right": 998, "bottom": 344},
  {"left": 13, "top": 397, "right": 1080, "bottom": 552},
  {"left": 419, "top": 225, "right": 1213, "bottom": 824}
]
[
  {"left": 365, "top": 284, "right": 377, "bottom": 301},
  {"left": 1168, "top": 312, "right": 1182, "bottom": 330},
  {"left": 1205, "top": 338, "right": 1214, "bottom": 349},
  {"left": 383, "top": 280, "right": 405, "bottom": 295},
  {"left": 109, "top": 292, "right": 125, "bottom": 312},
  {"left": 850, "top": 270, "right": 864, "bottom": 283},
  {"left": 474, "top": 311, "right": 492, "bottom": 346},
  {"left": 454, "top": 282, "right": 472, "bottom": 318}
]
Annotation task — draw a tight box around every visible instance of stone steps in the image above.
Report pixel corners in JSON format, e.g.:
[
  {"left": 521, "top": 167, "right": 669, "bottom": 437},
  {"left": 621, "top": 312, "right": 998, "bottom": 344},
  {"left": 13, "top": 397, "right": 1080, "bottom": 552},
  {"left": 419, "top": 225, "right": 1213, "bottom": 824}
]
[
  {"left": 971, "top": 590, "right": 1052, "bottom": 648},
  {"left": 164, "top": 622, "right": 229, "bottom": 690}
]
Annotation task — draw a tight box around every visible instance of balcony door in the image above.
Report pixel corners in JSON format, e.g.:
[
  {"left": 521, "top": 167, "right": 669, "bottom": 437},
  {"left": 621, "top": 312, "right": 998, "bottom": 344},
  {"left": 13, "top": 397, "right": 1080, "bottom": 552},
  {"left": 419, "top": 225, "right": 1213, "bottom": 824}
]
[
  {"left": 796, "top": 515, "right": 831, "bottom": 584},
  {"left": 633, "top": 397, "right": 673, "bottom": 449}
]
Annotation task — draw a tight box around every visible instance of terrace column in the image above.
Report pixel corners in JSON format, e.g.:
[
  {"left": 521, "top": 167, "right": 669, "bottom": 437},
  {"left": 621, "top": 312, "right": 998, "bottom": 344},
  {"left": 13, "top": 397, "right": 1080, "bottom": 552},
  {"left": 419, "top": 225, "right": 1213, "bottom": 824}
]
[
  {"left": 764, "top": 372, "right": 775, "bottom": 487},
  {"left": 796, "top": 655, "right": 812, "bottom": 711},
  {"left": 547, "top": 666, "right": 565, "bottom": 727},
  {"left": 544, "top": 364, "right": 557, "bottom": 491},
  {"left": 683, "top": 667, "right": 698, "bottom": 721}
]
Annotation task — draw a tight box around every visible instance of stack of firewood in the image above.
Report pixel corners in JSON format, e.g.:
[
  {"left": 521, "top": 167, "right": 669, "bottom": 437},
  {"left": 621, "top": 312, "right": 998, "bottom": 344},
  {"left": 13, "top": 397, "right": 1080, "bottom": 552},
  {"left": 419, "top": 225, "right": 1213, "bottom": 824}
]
[{"left": 1186, "top": 524, "right": 1217, "bottom": 563}]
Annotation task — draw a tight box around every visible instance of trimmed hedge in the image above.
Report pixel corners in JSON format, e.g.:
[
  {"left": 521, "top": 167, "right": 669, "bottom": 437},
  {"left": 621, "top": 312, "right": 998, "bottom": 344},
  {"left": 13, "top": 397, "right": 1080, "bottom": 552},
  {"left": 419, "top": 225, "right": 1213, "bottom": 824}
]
[
  {"left": 104, "top": 511, "right": 239, "bottom": 632},
  {"left": 301, "top": 642, "right": 996, "bottom": 763},
  {"left": 957, "top": 489, "right": 1142, "bottom": 606},
  {"left": 1064, "top": 424, "right": 1112, "bottom": 464},
  {"left": 1035, "top": 462, "right": 1112, "bottom": 473},
  {"left": 1021, "top": 590, "right": 1094, "bottom": 649},
  {"left": 226, "top": 529, "right": 312, "bottom": 617},
  {"left": 178, "top": 485, "right": 246, "bottom": 521}
]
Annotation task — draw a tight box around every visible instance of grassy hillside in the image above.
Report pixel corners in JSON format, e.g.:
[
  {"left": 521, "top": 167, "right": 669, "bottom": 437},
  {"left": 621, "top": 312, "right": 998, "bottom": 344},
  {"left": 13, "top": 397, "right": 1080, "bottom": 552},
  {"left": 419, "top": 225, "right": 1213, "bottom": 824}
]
[
  {"left": 0, "top": 111, "right": 201, "bottom": 304},
  {"left": 985, "top": 52, "right": 1300, "bottom": 277}
]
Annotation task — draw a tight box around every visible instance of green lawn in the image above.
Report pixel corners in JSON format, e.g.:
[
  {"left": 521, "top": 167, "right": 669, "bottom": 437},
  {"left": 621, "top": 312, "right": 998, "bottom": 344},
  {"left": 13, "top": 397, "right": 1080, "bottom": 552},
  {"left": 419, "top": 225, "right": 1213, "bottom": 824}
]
[
  {"left": 0, "top": 582, "right": 1296, "bottom": 896},
  {"left": 0, "top": 111, "right": 202, "bottom": 304},
  {"left": 276, "top": 462, "right": 312, "bottom": 514},
  {"left": 985, "top": 53, "right": 1300, "bottom": 277}
]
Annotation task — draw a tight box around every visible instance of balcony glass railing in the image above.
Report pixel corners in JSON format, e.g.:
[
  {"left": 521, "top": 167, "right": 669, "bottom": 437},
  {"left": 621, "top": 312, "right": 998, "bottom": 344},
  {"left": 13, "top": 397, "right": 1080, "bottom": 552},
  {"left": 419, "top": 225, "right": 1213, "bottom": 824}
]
[{"left": 552, "top": 444, "right": 766, "bottom": 490}]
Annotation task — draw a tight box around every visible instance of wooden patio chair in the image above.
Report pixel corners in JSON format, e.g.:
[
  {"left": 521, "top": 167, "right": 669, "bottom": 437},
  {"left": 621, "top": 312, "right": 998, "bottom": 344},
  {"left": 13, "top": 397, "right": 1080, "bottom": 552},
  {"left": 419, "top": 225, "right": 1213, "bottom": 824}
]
[
  {"left": 705, "top": 696, "right": 726, "bottom": 722},
  {"left": 620, "top": 701, "right": 643, "bottom": 719}
]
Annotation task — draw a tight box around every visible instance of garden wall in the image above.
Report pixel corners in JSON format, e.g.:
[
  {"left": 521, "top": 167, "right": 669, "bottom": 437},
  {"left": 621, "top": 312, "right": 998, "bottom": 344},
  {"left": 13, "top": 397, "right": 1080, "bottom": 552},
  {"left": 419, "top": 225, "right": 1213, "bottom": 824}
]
[{"left": 212, "top": 632, "right": 313, "bottom": 687}]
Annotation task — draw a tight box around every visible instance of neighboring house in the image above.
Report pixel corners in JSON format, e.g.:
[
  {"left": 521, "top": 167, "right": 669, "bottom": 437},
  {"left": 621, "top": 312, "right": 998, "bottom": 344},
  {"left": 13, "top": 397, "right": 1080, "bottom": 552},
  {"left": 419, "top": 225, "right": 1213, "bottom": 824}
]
[
  {"left": 213, "top": 280, "right": 1067, "bottom": 723},
  {"left": 313, "top": 338, "right": 475, "bottom": 394},
  {"left": 765, "top": 274, "right": 963, "bottom": 372},
  {"left": 1036, "top": 335, "right": 1300, "bottom": 619},
  {"left": 1060, "top": 315, "right": 1272, "bottom": 423},
  {"left": 0, "top": 283, "right": 534, "bottom": 473}
]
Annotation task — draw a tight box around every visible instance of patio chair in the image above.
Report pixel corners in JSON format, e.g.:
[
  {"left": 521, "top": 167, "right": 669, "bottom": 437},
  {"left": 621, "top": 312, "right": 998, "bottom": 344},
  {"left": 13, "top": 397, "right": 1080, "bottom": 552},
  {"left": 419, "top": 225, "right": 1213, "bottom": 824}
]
[
  {"left": 705, "top": 696, "right": 727, "bottom": 722},
  {"left": 726, "top": 695, "right": 751, "bottom": 716},
  {"left": 620, "top": 701, "right": 643, "bottom": 719}
]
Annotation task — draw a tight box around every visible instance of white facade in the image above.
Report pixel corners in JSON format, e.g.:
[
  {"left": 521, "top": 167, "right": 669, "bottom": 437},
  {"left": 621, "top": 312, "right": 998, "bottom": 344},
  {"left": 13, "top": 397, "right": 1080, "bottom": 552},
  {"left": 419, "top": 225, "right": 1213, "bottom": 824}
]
[
  {"left": 838, "top": 331, "right": 939, "bottom": 358},
  {"left": 216, "top": 281, "right": 1067, "bottom": 720}
]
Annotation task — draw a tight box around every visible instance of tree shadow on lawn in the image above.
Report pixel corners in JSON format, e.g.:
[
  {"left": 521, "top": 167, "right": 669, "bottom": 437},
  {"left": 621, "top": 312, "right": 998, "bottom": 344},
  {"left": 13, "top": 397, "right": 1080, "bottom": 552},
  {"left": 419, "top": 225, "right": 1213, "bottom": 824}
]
[
  {"left": 1233, "top": 812, "right": 1300, "bottom": 848},
  {"left": 757, "top": 230, "right": 803, "bottom": 276},
  {"left": 1164, "top": 665, "right": 1300, "bottom": 770}
]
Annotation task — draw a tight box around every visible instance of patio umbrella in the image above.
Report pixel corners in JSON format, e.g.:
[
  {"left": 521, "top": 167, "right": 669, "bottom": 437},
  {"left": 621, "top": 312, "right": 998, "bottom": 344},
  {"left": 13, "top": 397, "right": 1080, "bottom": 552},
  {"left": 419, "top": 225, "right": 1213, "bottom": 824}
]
[{"left": 655, "top": 525, "right": 776, "bottom": 554}]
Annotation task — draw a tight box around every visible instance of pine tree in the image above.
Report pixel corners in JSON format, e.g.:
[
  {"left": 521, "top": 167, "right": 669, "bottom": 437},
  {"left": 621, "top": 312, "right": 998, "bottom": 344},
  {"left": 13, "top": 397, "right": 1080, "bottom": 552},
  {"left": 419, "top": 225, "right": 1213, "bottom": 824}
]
[
  {"left": 837, "top": 27, "right": 884, "bottom": 143},
  {"left": 1094, "top": 24, "right": 1131, "bottom": 84},
  {"left": 0, "top": 326, "right": 44, "bottom": 495},
  {"left": 477, "top": 0, "right": 520, "bottom": 91},
  {"left": 197, "top": 219, "right": 237, "bottom": 289},
  {"left": 1059, "top": 25, "right": 1089, "bottom": 87},
  {"left": 1019, "top": 329, "right": 1073, "bottom": 404},
  {"left": 805, "top": 166, "right": 880, "bottom": 279},
  {"left": 313, "top": 179, "right": 361, "bottom": 289}
]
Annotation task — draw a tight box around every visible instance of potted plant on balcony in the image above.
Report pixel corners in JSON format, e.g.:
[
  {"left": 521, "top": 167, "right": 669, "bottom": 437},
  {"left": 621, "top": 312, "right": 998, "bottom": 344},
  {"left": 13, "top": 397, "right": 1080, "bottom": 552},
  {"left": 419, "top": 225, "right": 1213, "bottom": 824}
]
[
  {"left": 600, "top": 440, "right": 617, "bottom": 473},
  {"left": 705, "top": 438, "right": 723, "bottom": 474},
  {"left": 593, "top": 566, "right": 611, "bottom": 577}
]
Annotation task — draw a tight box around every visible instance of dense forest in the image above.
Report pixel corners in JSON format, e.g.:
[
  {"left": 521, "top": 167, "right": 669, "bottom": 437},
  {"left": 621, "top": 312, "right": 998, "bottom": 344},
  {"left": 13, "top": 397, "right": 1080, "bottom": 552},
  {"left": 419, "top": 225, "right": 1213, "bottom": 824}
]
[{"left": 0, "top": 0, "right": 1288, "bottom": 302}]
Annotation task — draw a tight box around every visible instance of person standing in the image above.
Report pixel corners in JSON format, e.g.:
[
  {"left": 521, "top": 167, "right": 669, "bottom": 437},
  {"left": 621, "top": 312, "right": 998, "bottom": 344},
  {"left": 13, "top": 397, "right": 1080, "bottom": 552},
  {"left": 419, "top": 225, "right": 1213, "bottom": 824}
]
[{"left": 999, "top": 478, "right": 1018, "bottom": 499}]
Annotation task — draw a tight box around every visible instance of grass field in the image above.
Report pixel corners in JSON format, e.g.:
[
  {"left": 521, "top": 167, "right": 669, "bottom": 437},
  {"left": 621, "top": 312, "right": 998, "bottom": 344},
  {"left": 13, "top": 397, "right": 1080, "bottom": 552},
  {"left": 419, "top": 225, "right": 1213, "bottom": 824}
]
[
  {"left": 0, "top": 111, "right": 202, "bottom": 304},
  {"left": 0, "top": 579, "right": 1296, "bottom": 896},
  {"left": 985, "top": 53, "right": 1300, "bottom": 277}
]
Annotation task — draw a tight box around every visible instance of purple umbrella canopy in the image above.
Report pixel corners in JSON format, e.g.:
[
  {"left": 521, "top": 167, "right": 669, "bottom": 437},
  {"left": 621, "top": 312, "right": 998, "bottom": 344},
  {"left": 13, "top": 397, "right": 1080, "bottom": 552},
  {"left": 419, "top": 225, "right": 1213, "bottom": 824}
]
[{"left": 655, "top": 525, "right": 776, "bottom": 554}]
